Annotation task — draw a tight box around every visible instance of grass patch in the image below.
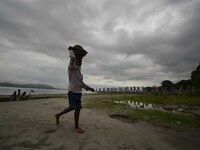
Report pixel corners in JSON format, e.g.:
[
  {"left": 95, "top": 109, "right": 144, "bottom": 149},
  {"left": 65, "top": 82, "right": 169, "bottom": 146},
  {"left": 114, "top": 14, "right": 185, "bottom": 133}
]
[
  {"left": 84, "top": 94, "right": 200, "bottom": 128},
  {"left": 84, "top": 94, "right": 125, "bottom": 109},
  {"left": 127, "top": 109, "right": 200, "bottom": 128}
]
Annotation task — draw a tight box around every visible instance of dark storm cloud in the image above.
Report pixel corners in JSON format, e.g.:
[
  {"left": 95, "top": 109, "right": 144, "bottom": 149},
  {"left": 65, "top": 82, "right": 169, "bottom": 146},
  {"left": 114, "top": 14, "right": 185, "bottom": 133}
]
[
  {"left": 0, "top": 0, "right": 92, "bottom": 56},
  {"left": 84, "top": 0, "right": 200, "bottom": 85},
  {"left": 0, "top": 0, "right": 199, "bottom": 88}
]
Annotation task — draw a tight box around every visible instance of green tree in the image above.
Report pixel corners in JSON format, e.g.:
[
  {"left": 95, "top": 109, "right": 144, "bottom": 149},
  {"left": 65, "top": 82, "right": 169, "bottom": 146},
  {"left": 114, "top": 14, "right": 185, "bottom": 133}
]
[
  {"left": 191, "top": 63, "right": 200, "bottom": 88},
  {"left": 175, "top": 79, "right": 192, "bottom": 89},
  {"left": 161, "top": 80, "right": 174, "bottom": 87}
]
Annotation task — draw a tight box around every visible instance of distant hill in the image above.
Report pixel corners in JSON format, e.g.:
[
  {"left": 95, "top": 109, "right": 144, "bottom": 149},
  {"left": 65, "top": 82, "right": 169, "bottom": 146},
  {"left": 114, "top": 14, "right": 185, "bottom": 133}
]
[{"left": 0, "top": 82, "right": 55, "bottom": 89}]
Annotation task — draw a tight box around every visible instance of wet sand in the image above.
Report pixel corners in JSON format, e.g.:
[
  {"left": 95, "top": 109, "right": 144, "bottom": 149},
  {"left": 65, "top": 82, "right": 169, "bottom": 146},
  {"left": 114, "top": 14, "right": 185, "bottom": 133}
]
[{"left": 0, "top": 97, "right": 200, "bottom": 150}]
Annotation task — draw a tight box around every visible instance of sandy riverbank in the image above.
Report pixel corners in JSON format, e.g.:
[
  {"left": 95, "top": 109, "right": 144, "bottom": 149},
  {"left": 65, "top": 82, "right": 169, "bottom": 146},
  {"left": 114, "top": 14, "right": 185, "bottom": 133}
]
[{"left": 0, "top": 97, "right": 200, "bottom": 150}]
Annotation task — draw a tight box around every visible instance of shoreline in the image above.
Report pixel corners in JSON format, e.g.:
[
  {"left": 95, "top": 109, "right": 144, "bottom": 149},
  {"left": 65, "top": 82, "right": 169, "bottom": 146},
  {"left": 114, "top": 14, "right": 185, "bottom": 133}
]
[
  {"left": 0, "top": 93, "right": 97, "bottom": 102},
  {"left": 0, "top": 94, "right": 67, "bottom": 102}
]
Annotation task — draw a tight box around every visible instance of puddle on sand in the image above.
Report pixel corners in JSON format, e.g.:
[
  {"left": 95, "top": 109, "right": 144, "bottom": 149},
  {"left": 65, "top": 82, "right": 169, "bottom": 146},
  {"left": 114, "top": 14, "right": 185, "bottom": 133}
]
[{"left": 113, "top": 100, "right": 185, "bottom": 113}]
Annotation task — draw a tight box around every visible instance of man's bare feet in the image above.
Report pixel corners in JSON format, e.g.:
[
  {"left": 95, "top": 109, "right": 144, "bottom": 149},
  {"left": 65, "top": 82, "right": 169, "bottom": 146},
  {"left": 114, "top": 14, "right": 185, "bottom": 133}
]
[
  {"left": 55, "top": 114, "right": 60, "bottom": 125},
  {"left": 73, "top": 128, "right": 85, "bottom": 134}
]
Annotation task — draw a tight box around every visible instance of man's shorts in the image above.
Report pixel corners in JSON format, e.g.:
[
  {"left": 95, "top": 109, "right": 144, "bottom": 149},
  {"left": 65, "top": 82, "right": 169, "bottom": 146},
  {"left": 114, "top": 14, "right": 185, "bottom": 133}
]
[{"left": 68, "top": 91, "right": 82, "bottom": 109}]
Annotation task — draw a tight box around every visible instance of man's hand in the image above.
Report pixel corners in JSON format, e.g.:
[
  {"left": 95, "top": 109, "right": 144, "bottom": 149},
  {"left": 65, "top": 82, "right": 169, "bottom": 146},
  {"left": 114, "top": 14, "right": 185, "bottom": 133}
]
[{"left": 89, "top": 87, "right": 95, "bottom": 92}]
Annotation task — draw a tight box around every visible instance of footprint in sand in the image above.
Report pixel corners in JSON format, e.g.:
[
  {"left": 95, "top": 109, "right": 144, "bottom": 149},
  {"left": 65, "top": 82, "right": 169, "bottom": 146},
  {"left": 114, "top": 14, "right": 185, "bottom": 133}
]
[{"left": 94, "top": 124, "right": 100, "bottom": 129}]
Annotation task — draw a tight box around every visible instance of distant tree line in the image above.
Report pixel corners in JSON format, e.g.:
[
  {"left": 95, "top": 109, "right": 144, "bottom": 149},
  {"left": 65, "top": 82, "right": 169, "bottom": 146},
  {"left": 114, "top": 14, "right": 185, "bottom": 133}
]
[
  {"left": 160, "top": 63, "right": 200, "bottom": 94},
  {"left": 96, "top": 63, "right": 200, "bottom": 94}
]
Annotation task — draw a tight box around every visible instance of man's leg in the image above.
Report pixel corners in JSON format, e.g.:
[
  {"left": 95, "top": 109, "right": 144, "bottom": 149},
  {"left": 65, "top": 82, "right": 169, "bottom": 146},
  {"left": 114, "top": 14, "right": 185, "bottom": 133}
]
[
  {"left": 55, "top": 107, "right": 74, "bottom": 125},
  {"left": 74, "top": 109, "right": 84, "bottom": 133},
  {"left": 74, "top": 109, "right": 80, "bottom": 129}
]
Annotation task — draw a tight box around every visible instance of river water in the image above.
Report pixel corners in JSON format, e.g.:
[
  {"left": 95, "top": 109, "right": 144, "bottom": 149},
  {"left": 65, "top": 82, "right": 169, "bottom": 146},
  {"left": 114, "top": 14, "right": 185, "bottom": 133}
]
[{"left": 0, "top": 86, "right": 67, "bottom": 95}]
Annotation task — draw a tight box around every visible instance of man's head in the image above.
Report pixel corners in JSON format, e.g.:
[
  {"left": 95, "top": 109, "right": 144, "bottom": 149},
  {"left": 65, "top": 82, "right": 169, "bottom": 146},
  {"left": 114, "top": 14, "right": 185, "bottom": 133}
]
[
  {"left": 68, "top": 45, "right": 88, "bottom": 67},
  {"left": 68, "top": 45, "right": 88, "bottom": 58}
]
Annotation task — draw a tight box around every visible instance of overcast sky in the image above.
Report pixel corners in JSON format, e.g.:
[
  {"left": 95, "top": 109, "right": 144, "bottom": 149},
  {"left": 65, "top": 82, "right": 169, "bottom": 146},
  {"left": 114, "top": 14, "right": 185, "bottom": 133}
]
[{"left": 0, "top": 0, "right": 200, "bottom": 89}]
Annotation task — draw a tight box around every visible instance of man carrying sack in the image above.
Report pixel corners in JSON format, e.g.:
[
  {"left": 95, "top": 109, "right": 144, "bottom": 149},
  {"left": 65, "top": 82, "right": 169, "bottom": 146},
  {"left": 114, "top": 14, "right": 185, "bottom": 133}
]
[{"left": 55, "top": 45, "right": 95, "bottom": 133}]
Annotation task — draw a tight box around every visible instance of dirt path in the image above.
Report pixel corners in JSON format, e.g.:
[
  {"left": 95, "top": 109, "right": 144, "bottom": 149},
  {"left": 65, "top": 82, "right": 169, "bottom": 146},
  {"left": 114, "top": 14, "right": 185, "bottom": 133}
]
[{"left": 0, "top": 98, "right": 200, "bottom": 150}]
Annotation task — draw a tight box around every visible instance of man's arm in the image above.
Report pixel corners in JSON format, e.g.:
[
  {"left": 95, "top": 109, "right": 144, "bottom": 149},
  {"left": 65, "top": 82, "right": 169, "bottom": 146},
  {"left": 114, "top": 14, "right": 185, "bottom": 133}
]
[
  {"left": 68, "top": 50, "right": 77, "bottom": 69},
  {"left": 82, "top": 82, "right": 95, "bottom": 92}
]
